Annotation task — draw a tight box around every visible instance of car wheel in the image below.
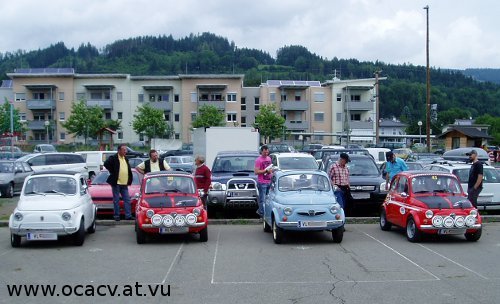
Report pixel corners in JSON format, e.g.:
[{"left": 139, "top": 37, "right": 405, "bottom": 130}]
[
  {"left": 272, "top": 218, "right": 283, "bottom": 244},
  {"left": 136, "top": 221, "right": 146, "bottom": 244},
  {"left": 263, "top": 218, "right": 271, "bottom": 232},
  {"left": 332, "top": 226, "right": 344, "bottom": 243},
  {"left": 11, "top": 233, "right": 21, "bottom": 248},
  {"left": 73, "top": 218, "right": 86, "bottom": 246},
  {"left": 199, "top": 226, "right": 208, "bottom": 242},
  {"left": 380, "top": 209, "right": 392, "bottom": 231},
  {"left": 406, "top": 217, "right": 421, "bottom": 243},
  {"left": 5, "top": 183, "right": 14, "bottom": 198},
  {"left": 87, "top": 214, "right": 96, "bottom": 234},
  {"left": 465, "top": 228, "right": 482, "bottom": 242}
]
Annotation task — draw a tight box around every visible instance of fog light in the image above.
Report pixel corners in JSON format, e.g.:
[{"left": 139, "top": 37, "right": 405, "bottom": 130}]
[
  {"left": 14, "top": 212, "right": 23, "bottom": 221},
  {"left": 146, "top": 209, "right": 154, "bottom": 218},
  {"left": 193, "top": 208, "right": 201, "bottom": 216},
  {"left": 465, "top": 215, "right": 476, "bottom": 227},
  {"left": 62, "top": 212, "right": 71, "bottom": 221},
  {"left": 454, "top": 216, "right": 465, "bottom": 228},
  {"left": 163, "top": 215, "right": 174, "bottom": 227},
  {"left": 425, "top": 210, "right": 433, "bottom": 219},
  {"left": 175, "top": 216, "right": 186, "bottom": 227},
  {"left": 185, "top": 214, "right": 197, "bottom": 225},
  {"left": 151, "top": 214, "right": 163, "bottom": 226},
  {"left": 443, "top": 216, "right": 454, "bottom": 228},
  {"left": 432, "top": 216, "right": 443, "bottom": 227}
]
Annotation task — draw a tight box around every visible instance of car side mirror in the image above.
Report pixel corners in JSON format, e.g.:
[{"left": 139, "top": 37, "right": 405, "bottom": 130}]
[
  {"left": 134, "top": 193, "right": 140, "bottom": 200},
  {"left": 401, "top": 192, "right": 408, "bottom": 198}
]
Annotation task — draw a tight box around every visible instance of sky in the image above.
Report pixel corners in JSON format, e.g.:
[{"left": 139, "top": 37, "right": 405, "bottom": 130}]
[{"left": 0, "top": 0, "right": 498, "bottom": 70}]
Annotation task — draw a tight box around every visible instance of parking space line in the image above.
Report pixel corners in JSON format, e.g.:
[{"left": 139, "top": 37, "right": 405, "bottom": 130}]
[
  {"left": 160, "top": 243, "right": 184, "bottom": 284},
  {"left": 0, "top": 249, "right": 12, "bottom": 258},
  {"left": 210, "top": 228, "right": 221, "bottom": 284},
  {"left": 212, "top": 278, "right": 438, "bottom": 285},
  {"left": 356, "top": 229, "right": 440, "bottom": 281},
  {"left": 417, "top": 244, "right": 489, "bottom": 280}
]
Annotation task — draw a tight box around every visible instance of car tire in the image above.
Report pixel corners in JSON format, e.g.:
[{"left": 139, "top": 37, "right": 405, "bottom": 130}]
[
  {"left": 380, "top": 209, "right": 392, "bottom": 231},
  {"left": 73, "top": 218, "right": 86, "bottom": 246},
  {"left": 136, "top": 221, "right": 146, "bottom": 244},
  {"left": 272, "top": 218, "right": 283, "bottom": 244},
  {"left": 11, "top": 233, "right": 21, "bottom": 248},
  {"left": 199, "top": 227, "right": 208, "bottom": 242},
  {"left": 332, "top": 226, "right": 344, "bottom": 243},
  {"left": 406, "top": 216, "right": 421, "bottom": 243},
  {"left": 263, "top": 218, "right": 271, "bottom": 233},
  {"left": 5, "top": 183, "right": 14, "bottom": 198},
  {"left": 465, "top": 228, "right": 482, "bottom": 242},
  {"left": 87, "top": 214, "right": 96, "bottom": 234}
]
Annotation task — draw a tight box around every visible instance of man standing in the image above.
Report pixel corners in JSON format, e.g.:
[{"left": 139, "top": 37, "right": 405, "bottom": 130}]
[
  {"left": 136, "top": 149, "right": 171, "bottom": 174},
  {"left": 467, "top": 149, "right": 483, "bottom": 208},
  {"left": 254, "top": 145, "right": 272, "bottom": 218},
  {"left": 385, "top": 151, "right": 408, "bottom": 190},
  {"left": 328, "top": 153, "right": 351, "bottom": 209},
  {"left": 104, "top": 144, "right": 133, "bottom": 221},
  {"left": 194, "top": 155, "right": 211, "bottom": 207}
]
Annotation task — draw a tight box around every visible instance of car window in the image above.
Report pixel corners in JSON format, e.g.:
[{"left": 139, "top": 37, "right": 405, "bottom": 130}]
[
  {"left": 66, "top": 154, "right": 85, "bottom": 164},
  {"left": 28, "top": 155, "right": 46, "bottom": 166},
  {"left": 278, "top": 173, "right": 330, "bottom": 192},
  {"left": 46, "top": 154, "right": 64, "bottom": 165},
  {"left": 483, "top": 168, "right": 500, "bottom": 183},
  {"left": 0, "top": 162, "right": 13, "bottom": 173},
  {"left": 212, "top": 156, "right": 257, "bottom": 173},
  {"left": 271, "top": 155, "right": 277, "bottom": 166},
  {"left": 396, "top": 177, "right": 408, "bottom": 194},
  {"left": 24, "top": 176, "right": 77, "bottom": 195},
  {"left": 348, "top": 158, "right": 379, "bottom": 176},
  {"left": 411, "top": 175, "right": 461, "bottom": 194},
  {"left": 390, "top": 177, "right": 399, "bottom": 191},
  {"left": 145, "top": 175, "right": 195, "bottom": 194},
  {"left": 22, "top": 162, "right": 33, "bottom": 172},
  {"left": 278, "top": 157, "right": 317, "bottom": 170},
  {"left": 14, "top": 162, "right": 23, "bottom": 172}
]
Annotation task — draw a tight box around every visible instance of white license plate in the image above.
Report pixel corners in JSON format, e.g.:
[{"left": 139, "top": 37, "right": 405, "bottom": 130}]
[
  {"left": 438, "top": 229, "right": 465, "bottom": 235},
  {"left": 298, "top": 221, "right": 327, "bottom": 228},
  {"left": 159, "top": 227, "right": 189, "bottom": 234},
  {"left": 351, "top": 192, "right": 370, "bottom": 200},
  {"left": 26, "top": 232, "right": 58, "bottom": 240}
]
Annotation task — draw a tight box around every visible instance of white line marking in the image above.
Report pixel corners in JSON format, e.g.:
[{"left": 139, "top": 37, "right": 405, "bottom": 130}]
[
  {"left": 417, "top": 244, "right": 489, "bottom": 279},
  {"left": 0, "top": 249, "right": 13, "bottom": 257},
  {"left": 356, "top": 228, "right": 440, "bottom": 281},
  {"left": 160, "top": 243, "right": 184, "bottom": 284},
  {"left": 211, "top": 278, "right": 438, "bottom": 285},
  {"left": 211, "top": 228, "right": 221, "bottom": 284}
]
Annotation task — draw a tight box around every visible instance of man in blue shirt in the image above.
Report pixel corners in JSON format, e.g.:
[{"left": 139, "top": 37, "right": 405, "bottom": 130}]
[{"left": 385, "top": 151, "right": 408, "bottom": 190}]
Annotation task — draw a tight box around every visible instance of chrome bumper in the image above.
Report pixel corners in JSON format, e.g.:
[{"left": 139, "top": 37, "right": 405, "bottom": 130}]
[
  {"left": 419, "top": 224, "right": 482, "bottom": 230},
  {"left": 11, "top": 222, "right": 79, "bottom": 235},
  {"left": 278, "top": 220, "right": 344, "bottom": 228},
  {"left": 140, "top": 222, "right": 206, "bottom": 228}
]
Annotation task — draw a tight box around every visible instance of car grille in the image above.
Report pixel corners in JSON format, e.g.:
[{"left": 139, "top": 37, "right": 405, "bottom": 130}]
[
  {"left": 227, "top": 181, "right": 256, "bottom": 190},
  {"left": 350, "top": 185, "right": 376, "bottom": 191},
  {"left": 297, "top": 211, "right": 326, "bottom": 216}
]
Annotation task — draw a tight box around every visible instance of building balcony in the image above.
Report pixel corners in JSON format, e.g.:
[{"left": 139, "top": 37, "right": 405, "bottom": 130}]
[
  {"left": 27, "top": 120, "right": 48, "bottom": 130},
  {"left": 87, "top": 100, "right": 113, "bottom": 109},
  {"left": 26, "top": 99, "right": 56, "bottom": 110},
  {"left": 285, "top": 120, "right": 309, "bottom": 130},
  {"left": 346, "top": 101, "right": 373, "bottom": 111},
  {"left": 148, "top": 101, "right": 173, "bottom": 111},
  {"left": 349, "top": 121, "right": 374, "bottom": 129},
  {"left": 198, "top": 100, "right": 225, "bottom": 110},
  {"left": 280, "top": 100, "right": 309, "bottom": 111}
]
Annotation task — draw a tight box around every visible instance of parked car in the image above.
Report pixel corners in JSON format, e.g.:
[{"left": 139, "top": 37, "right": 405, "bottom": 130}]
[
  {"left": 425, "top": 162, "right": 500, "bottom": 210},
  {"left": 0, "top": 160, "right": 34, "bottom": 197},
  {"left": 33, "top": 144, "right": 57, "bottom": 153},
  {"left": 267, "top": 143, "right": 295, "bottom": 153},
  {"left": 128, "top": 157, "right": 148, "bottom": 168},
  {"left": 405, "top": 162, "right": 424, "bottom": 171},
  {"left": 393, "top": 148, "right": 413, "bottom": 160},
  {"left": 17, "top": 153, "right": 89, "bottom": 179},
  {"left": 442, "top": 147, "right": 490, "bottom": 165},
  {"left": 270, "top": 152, "right": 318, "bottom": 171},
  {"left": 124, "top": 146, "right": 147, "bottom": 158},
  {"left": 9, "top": 171, "right": 96, "bottom": 247},
  {"left": 407, "top": 153, "right": 444, "bottom": 165},
  {"left": 88, "top": 169, "right": 144, "bottom": 216},
  {"left": 380, "top": 171, "right": 482, "bottom": 242},
  {"left": 263, "top": 170, "right": 345, "bottom": 244},
  {"left": 164, "top": 155, "right": 194, "bottom": 173},
  {"left": 316, "top": 148, "right": 371, "bottom": 168},
  {"left": 135, "top": 171, "right": 208, "bottom": 244},
  {"left": 0, "top": 146, "right": 29, "bottom": 159},
  {"left": 365, "top": 148, "right": 391, "bottom": 166},
  {"left": 161, "top": 149, "right": 193, "bottom": 158},
  {"left": 74, "top": 151, "right": 115, "bottom": 180},
  {"left": 300, "top": 143, "right": 323, "bottom": 155}
]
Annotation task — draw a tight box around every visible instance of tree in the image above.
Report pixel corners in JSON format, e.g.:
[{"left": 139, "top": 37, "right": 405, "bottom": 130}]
[
  {"left": 62, "top": 100, "right": 105, "bottom": 145},
  {"left": 0, "top": 99, "right": 26, "bottom": 135},
  {"left": 253, "top": 104, "right": 286, "bottom": 144},
  {"left": 476, "top": 114, "right": 500, "bottom": 145},
  {"left": 132, "top": 104, "right": 168, "bottom": 143},
  {"left": 192, "top": 105, "right": 225, "bottom": 128}
]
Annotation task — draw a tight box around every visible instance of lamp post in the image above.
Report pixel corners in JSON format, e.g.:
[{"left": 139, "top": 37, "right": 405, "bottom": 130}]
[
  {"left": 418, "top": 121, "right": 423, "bottom": 144},
  {"left": 44, "top": 120, "right": 50, "bottom": 144}
]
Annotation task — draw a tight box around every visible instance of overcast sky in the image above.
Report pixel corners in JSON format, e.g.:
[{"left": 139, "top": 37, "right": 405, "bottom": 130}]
[{"left": 0, "top": 0, "right": 498, "bottom": 70}]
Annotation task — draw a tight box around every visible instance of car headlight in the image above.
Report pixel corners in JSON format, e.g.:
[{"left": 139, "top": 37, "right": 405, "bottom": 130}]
[
  {"left": 330, "top": 204, "right": 340, "bottom": 214},
  {"left": 151, "top": 214, "right": 163, "bottom": 226},
  {"left": 162, "top": 215, "right": 174, "bottom": 227},
  {"left": 146, "top": 209, "right": 154, "bottom": 218},
  {"left": 283, "top": 207, "right": 293, "bottom": 216},
  {"left": 425, "top": 210, "right": 433, "bottom": 219},
  {"left": 432, "top": 215, "right": 443, "bottom": 227},
  {"left": 380, "top": 182, "right": 388, "bottom": 192},
  {"left": 174, "top": 216, "right": 186, "bottom": 227},
  {"left": 211, "top": 182, "right": 225, "bottom": 191},
  {"left": 465, "top": 215, "right": 476, "bottom": 227},
  {"left": 14, "top": 212, "right": 23, "bottom": 221},
  {"left": 454, "top": 216, "right": 465, "bottom": 228},
  {"left": 185, "top": 214, "right": 197, "bottom": 225},
  {"left": 443, "top": 216, "right": 454, "bottom": 228},
  {"left": 193, "top": 208, "right": 201, "bottom": 216},
  {"left": 469, "top": 209, "right": 478, "bottom": 217},
  {"left": 62, "top": 212, "right": 71, "bottom": 221}
]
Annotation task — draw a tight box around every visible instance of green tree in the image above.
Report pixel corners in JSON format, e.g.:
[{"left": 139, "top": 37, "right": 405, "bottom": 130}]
[
  {"left": 192, "top": 105, "right": 225, "bottom": 128},
  {"left": 132, "top": 104, "right": 168, "bottom": 143},
  {"left": 0, "top": 99, "right": 26, "bottom": 135},
  {"left": 476, "top": 114, "right": 500, "bottom": 145},
  {"left": 253, "top": 104, "right": 286, "bottom": 143},
  {"left": 62, "top": 100, "right": 105, "bottom": 145}
]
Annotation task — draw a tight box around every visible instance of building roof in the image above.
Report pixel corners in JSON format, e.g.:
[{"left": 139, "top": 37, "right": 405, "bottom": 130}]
[
  {"left": 0, "top": 80, "right": 12, "bottom": 88},
  {"left": 438, "top": 126, "right": 493, "bottom": 139},
  {"left": 379, "top": 120, "right": 407, "bottom": 127}
]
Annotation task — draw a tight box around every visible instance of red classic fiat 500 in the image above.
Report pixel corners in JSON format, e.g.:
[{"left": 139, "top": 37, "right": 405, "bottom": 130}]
[
  {"left": 380, "top": 171, "right": 482, "bottom": 242},
  {"left": 135, "top": 171, "right": 208, "bottom": 244}
]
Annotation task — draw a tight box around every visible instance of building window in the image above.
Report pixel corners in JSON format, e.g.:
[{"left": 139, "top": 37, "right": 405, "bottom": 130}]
[
  {"left": 336, "top": 113, "right": 342, "bottom": 122},
  {"left": 295, "top": 94, "right": 301, "bottom": 101},
  {"left": 227, "top": 113, "right": 237, "bottom": 122},
  {"left": 174, "top": 114, "right": 180, "bottom": 122},
  {"left": 350, "top": 114, "right": 361, "bottom": 121},
  {"left": 149, "top": 94, "right": 156, "bottom": 102},
  {"left": 15, "top": 93, "right": 26, "bottom": 102},
  {"left": 269, "top": 92, "right": 276, "bottom": 102},
  {"left": 117, "top": 92, "right": 123, "bottom": 101},
  {"left": 19, "top": 113, "right": 26, "bottom": 121},
  {"left": 336, "top": 93, "right": 342, "bottom": 102},
  {"left": 139, "top": 133, "right": 144, "bottom": 141},
  {"left": 175, "top": 133, "right": 180, "bottom": 139},
  {"left": 314, "top": 131, "right": 325, "bottom": 141},
  {"left": 105, "top": 112, "right": 111, "bottom": 120},
  {"left": 159, "top": 94, "right": 169, "bottom": 102},
  {"left": 59, "top": 92, "right": 65, "bottom": 101},
  {"left": 191, "top": 112, "right": 197, "bottom": 122},
  {"left": 76, "top": 93, "right": 85, "bottom": 101},
  {"left": 281, "top": 94, "right": 287, "bottom": 101},
  {"left": 254, "top": 97, "right": 260, "bottom": 111},
  {"left": 165, "top": 113, "right": 170, "bottom": 121},
  {"left": 190, "top": 92, "right": 197, "bottom": 102},
  {"left": 452, "top": 137, "right": 460, "bottom": 149},
  {"left": 314, "top": 112, "right": 324, "bottom": 122},
  {"left": 60, "top": 132, "right": 66, "bottom": 141},
  {"left": 32, "top": 92, "right": 47, "bottom": 100},
  {"left": 117, "top": 112, "right": 123, "bottom": 120},
  {"left": 314, "top": 92, "right": 325, "bottom": 102},
  {"left": 59, "top": 112, "right": 65, "bottom": 121},
  {"left": 90, "top": 91, "right": 110, "bottom": 100},
  {"left": 227, "top": 93, "right": 237, "bottom": 102},
  {"left": 240, "top": 97, "right": 246, "bottom": 111},
  {"left": 117, "top": 132, "right": 123, "bottom": 140},
  {"left": 351, "top": 95, "right": 361, "bottom": 101},
  {"left": 138, "top": 94, "right": 144, "bottom": 102},
  {"left": 393, "top": 128, "right": 397, "bottom": 135},
  {"left": 174, "top": 94, "right": 179, "bottom": 102},
  {"left": 241, "top": 116, "right": 247, "bottom": 127}
]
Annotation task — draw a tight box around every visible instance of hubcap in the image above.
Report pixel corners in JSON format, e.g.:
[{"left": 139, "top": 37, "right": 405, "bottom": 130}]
[
  {"left": 407, "top": 220, "right": 415, "bottom": 238},
  {"left": 273, "top": 222, "right": 276, "bottom": 239}
]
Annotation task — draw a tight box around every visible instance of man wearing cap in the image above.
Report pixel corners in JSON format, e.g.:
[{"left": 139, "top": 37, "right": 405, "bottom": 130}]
[
  {"left": 385, "top": 151, "right": 408, "bottom": 190},
  {"left": 328, "top": 153, "right": 351, "bottom": 209},
  {"left": 467, "top": 149, "right": 483, "bottom": 208}
]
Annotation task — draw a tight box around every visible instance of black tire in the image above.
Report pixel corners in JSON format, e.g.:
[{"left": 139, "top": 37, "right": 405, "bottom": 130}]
[
  {"left": 5, "top": 183, "right": 14, "bottom": 198},
  {"left": 465, "top": 228, "right": 482, "bottom": 242},
  {"left": 263, "top": 218, "right": 271, "bottom": 232},
  {"left": 380, "top": 209, "right": 392, "bottom": 231},
  {"left": 199, "top": 227, "right": 208, "bottom": 242},
  {"left": 87, "top": 213, "right": 96, "bottom": 234},
  {"left": 73, "top": 218, "right": 85, "bottom": 246},
  {"left": 11, "top": 233, "right": 21, "bottom": 248},
  {"left": 332, "top": 226, "right": 344, "bottom": 243},
  {"left": 272, "top": 218, "right": 284, "bottom": 244},
  {"left": 406, "top": 217, "right": 422, "bottom": 243},
  {"left": 136, "top": 221, "right": 146, "bottom": 244}
]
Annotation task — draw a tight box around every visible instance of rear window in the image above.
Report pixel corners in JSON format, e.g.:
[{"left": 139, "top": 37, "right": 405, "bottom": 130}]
[{"left": 453, "top": 168, "right": 500, "bottom": 184}]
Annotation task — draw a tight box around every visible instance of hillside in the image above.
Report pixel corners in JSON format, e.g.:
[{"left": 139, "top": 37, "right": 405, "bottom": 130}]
[{"left": 462, "top": 68, "right": 500, "bottom": 84}]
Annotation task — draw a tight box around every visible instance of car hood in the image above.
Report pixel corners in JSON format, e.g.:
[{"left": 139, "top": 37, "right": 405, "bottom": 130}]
[
  {"left": 414, "top": 195, "right": 473, "bottom": 209},
  {"left": 89, "top": 184, "right": 140, "bottom": 198},
  {"left": 274, "top": 191, "right": 335, "bottom": 205},
  {"left": 17, "top": 195, "right": 82, "bottom": 211},
  {"left": 349, "top": 175, "right": 384, "bottom": 185},
  {"left": 212, "top": 172, "right": 257, "bottom": 183}
]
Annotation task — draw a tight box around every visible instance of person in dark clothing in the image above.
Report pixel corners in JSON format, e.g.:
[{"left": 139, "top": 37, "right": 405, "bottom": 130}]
[
  {"left": 104, "top": 144, "right": 133, "bottom": 221},
  {"left": 467, "top": 149, "right": 483, "bottom": 208},
  {"left": 136, "top": 149, "right": 171, "bottom": 174},
  {"left": 194, "top": 155, "right": 211, "bottom": 207}
]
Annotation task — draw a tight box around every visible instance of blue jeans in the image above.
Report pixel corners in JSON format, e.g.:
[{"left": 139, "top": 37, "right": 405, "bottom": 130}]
[
  {"left": 112, "top": 184, "right": 132, "bottom": 219},
  {"left": 257, "top": 183, "right": 270, "bottom": 216},
  {"left": 334, "top": 190, "right": 345, "bottom": 209}
]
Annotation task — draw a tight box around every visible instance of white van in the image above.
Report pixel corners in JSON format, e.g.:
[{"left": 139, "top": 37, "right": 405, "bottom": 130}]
[
  {"left": 75, "top": 151, "right": 116, "bottom": 179},
  {"left": 366, "top": 148, "right": 391, "bottom": 166}
]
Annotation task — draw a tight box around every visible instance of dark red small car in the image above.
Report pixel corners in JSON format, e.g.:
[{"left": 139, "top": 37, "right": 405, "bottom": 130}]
[
  {"left": 380, "top": 171, "right": 482, "bottom": 242},
  {"left": 135, "top": 171, "right": 208, "bottom": 244}
]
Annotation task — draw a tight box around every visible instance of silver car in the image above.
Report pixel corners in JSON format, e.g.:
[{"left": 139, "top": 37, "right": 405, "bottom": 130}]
[{"left": 0, "top": 160, "right": 33, "bottom": 197}]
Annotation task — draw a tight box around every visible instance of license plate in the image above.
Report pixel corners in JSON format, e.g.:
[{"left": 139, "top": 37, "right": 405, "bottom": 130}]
[
  {"left": 438, "top": 229, "right": 465, "bottom": 235},
  {"left": 351, "top": 192, "right": 370, "bottom": 200},
  {"left": 26, "top": 232, "right": 58, "bottom": 240},
  {"left": 159, "top": 227, "right": 189, "bottom": 234},
  {"left": 298, "top": 221, "right": 327, "bottom": 228}
]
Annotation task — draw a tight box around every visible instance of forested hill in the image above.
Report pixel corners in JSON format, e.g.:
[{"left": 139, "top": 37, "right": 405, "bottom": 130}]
[
  {"left": 462, "top": 68, "right": 500, "bottom": 84},
  {"left": 1, "top": 32, "right": 499, "bottom": 119}
]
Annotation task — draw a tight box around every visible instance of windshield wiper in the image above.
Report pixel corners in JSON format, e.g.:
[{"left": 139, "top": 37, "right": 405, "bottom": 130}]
[
  {"left": 236, "top": 170, "right": 253, "bottom": 173},
  {"left": 164, "top": 189, "right": 180, "bottom": 193},
  {"left": 213, "top": 170, "right": 233, "bottom": 173},
  {"left": 25, "top": 191, "right": 45, "bottom": 196},
  {"left": 44, "top": 190, "right": 67, "bottom": 196},
  {"left": 414, "top": 190, "right": 430, "bottom": 193}
]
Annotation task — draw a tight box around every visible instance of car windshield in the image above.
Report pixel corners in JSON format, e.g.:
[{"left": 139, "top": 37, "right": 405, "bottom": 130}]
[
  {"left": 411, "top": 175, "right": 462, "bottom": 194},
  {"left": 0, "top": 162, "right": 14, "bottom": 173},
  {"left": 40, "top": 145, "right": 56, "bottom": 152},
  {"left": 407, "top": 163, "right": 423, "bottom": 170},
  {"left": 92, "top": 171, "right": 141, "bottom": 185},
  {"left": 327, "top": 157, "right": 379, "bottom": 176},
  {"left": 212, "top": 156, "right": 257, "bottom": 173},
  {"left": 278, "top": 173, "right": 331, "bottom": 192},
  {"left": 24, "top": 176, "right": 77, "bottom": 195},
  {"left": 145, "top": 175, "right": 196, "bottom": 194},
  {"left": 278, "top": 157, "right": 318, "bottom": 170},
  {"left": 453, "top": 168, "right": 500, "bottom": 184},
  {"left": 0, "top": 146, "right": 21, "bottom": 152}
]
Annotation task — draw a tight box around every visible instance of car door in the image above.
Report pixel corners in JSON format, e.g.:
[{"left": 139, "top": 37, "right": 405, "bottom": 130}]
[
  {"left": 13, "top": 162, "right": 29, "bottom": 192},
  {"left": 385, "top": 176, "right": 400, "bottom": 223},
  {"left": 79, "top": 177, "right": 94, "bottom": 227},
  {"left": 390, "top": 176, "right": 409, "bottom": 227},
  {"left": 264, "top": 176, "right": 277, "bottom": 221}
]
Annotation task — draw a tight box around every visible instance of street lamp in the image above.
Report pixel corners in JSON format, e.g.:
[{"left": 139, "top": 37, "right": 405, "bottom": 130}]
[
  {"left": 44, "top": 120, "right": 50, "bottom": 144},
  {"left": 418, "top": 121, "right": 423, "bottom": 144}
]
